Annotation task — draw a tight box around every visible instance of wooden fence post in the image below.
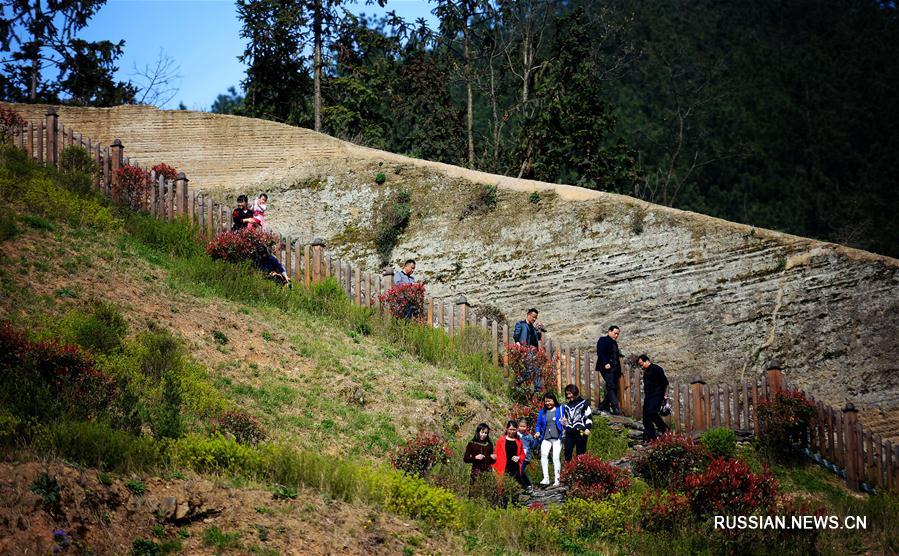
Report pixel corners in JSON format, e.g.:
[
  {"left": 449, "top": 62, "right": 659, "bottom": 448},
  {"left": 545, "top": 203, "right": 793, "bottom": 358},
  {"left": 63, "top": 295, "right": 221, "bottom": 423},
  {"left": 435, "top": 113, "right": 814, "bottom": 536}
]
[
  {"left": 110, "top": 139, "right": 124, "bottom": 198},
  {"left": 176, "top": 172, "right": 189, "bottom": 218},
  {"left": 767, "top": 360, "right": 784, "bottom": 398},
  {"left": 310, "top": 237, "right": 325, "bottom": 284},
  {"left": 45, "top": 108, "right": 58, "bottom": 167},
  {"left": 843, "top": 403, "right": 860, "bottom": 491},
  {"left": 455, "top": 296, "right": 469, "bottom": 334},
  {"left": 691, "top": 375, "right": 706, "bottom": 433}
]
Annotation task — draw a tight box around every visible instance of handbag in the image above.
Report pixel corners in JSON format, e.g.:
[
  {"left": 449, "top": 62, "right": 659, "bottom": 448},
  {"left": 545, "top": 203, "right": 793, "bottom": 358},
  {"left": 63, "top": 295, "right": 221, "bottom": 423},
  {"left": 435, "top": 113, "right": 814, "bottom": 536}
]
[{"left": 659, "top": 397, "right": 672, "bottom": 417}]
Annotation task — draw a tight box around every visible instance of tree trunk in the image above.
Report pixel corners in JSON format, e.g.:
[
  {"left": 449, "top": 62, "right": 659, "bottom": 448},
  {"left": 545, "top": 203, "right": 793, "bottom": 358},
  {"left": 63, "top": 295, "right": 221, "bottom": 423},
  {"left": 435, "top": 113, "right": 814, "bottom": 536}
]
[
  {"left": 313, "top": 0, "right": 322, "bottom": 132},
  {"left": 30, "top": 0, "right": 42, "bottom": 101},
  {"left": 463, "top": 21, "right": 474, "bottom": 168}
]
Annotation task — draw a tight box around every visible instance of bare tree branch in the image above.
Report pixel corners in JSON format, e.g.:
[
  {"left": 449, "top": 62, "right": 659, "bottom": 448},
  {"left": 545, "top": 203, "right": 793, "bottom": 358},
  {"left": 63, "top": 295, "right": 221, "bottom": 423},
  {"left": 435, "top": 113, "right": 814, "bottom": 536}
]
[{"left": 132, "top": 48, "right": 182, "bottom": 107}]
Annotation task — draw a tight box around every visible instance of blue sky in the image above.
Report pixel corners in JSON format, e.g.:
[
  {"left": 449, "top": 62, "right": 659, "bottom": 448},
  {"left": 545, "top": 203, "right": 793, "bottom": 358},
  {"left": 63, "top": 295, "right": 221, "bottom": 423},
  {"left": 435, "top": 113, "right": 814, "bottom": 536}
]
[{"left": 81, "top": 0, "right": 436, "bottom": 110}]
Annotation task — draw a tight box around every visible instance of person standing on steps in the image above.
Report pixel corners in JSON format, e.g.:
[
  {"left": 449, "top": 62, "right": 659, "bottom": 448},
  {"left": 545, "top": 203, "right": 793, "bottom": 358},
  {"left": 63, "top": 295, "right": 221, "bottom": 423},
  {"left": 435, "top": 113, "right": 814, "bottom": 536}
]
[
  {"left": 561, "top": 384, "right": 593, "bottom": 462},
  {"left": 463, "top": 423, "right": 496, "bottom": 494},
  {"left": 231, "top": 195, "right": 254, "bottom": 231},
  {"left": 493, "top": 420, "right": 532, "bottom": 493},
  {"left": 638, "top": 354, "right": 669, "bottom": 442},
  {"left": 596, "top": 325, "right": 622, "bottom": 415},
  {"left": 535, "top": 392, "right": 563, "bottom": 486},
  {"left": 513, "top": 308, "right": 543, "bottom": 348},
  {"left": 393, "top": 259, "right": 416, "bottom": 285}
]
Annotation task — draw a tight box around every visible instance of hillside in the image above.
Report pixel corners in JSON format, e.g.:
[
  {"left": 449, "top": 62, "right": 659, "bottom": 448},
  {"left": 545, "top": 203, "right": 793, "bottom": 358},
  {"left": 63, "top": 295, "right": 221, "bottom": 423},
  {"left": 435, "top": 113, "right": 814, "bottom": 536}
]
[
  {"left": 5, "top": 103, "right": 897, "bottom": 420},
  {"left": 2, "top": 142, "right": 899, "bottom": 555}
]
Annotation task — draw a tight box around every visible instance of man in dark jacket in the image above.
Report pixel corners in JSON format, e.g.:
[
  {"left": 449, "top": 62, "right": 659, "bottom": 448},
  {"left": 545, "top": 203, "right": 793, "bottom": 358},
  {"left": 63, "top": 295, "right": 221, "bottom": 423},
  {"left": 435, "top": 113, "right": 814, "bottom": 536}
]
[
  {"left": 513, "top": 308, "right": 543, "bottom": 348},
  {"left": 596, "top": 325, "right": 622, "bottom": 415},
  {"left": 638, "top": 354, "right": 669, "bottom": 441}
]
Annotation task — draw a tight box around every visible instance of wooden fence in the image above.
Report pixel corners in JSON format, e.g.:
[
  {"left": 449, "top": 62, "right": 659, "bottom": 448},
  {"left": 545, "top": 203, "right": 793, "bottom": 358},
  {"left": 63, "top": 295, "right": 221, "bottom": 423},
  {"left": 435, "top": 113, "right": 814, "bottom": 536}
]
[{"left": 8, "top": 108, "right": 896, "bottom": 495}]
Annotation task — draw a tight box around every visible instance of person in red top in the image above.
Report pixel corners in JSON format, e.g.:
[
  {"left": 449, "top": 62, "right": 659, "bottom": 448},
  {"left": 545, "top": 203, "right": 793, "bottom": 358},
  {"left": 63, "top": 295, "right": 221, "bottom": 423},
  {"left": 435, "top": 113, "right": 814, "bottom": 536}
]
[{"left": 493, "top": 420, "right": 532, "bottom": 492}]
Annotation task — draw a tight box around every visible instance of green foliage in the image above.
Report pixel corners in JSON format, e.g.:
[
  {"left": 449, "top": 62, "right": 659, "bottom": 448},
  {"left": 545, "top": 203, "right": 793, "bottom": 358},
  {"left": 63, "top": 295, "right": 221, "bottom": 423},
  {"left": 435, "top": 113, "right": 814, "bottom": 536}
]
[
  {"left": 125, "top": 479, "right": 146, "bottom": 495},
  {"left": 169, "top": 433, "right": 261, "bottom": 474},
  {"left": 0, "top": 210, "right": 18, "bottom": 241},
  {"left": 700, "top": 427, "right": 737, "bottom": 459},
  {"left": 460, "top": 184, "right": 498, "bottom": 219},
  {"left": 202, "top": 526, "right": 241, "bottom": 551},
  {"left": 34, "top": 420, "right": 162, "bottom": 472},
  {"left": 124, "top": 213, "right": 203, "bottom": 258},
  {"left": 30, "top": 471, "right": 61, "bottom": 505},
  {"left": 0, "top": 146, "right": 120, "bottom": 232},
  {"left": 587, "top": 417, "right": 630, "bottom": 461},
  {"left": 212, "top": 330, "right": 228, "bottom": 345},
  {"left": 271, "top": 483, "right": 297, "bottom": 500},
  {"left": 130, "top": 539, "right": 161, "bottom": 556},
  {"left": 528, "top": 192, "right": 541, "bottom": 204},
  {"left": 60, "top": 146, "right": 99, "bottom": 195},
  {"left": 548, "top": 493, "right": 638, "bottom": 542},
  {"left": 57, "top": 301, "right": 128, "bottom": 355},
  {"left": 20, "top": 214, "right": 54, "bottom": 230},
  {"left": 374, "top": 172, "right": 386, "bottom": 184},
  {"left": 374, "top": 188, "right": 412, "bottom": 265}
]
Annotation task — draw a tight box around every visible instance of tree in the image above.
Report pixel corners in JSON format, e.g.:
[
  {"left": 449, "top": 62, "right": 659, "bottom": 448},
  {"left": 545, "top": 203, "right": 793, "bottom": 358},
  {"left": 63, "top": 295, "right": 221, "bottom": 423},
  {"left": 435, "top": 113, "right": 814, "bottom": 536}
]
[
  {"left": 210, "top": 86, "right": 245, "bottom": 115},
  {"left": 0, "top": 0, "right": 135, "bottom": 105},
  {"left": 132, "top": 49, "right": 181, "bottom": 107}
]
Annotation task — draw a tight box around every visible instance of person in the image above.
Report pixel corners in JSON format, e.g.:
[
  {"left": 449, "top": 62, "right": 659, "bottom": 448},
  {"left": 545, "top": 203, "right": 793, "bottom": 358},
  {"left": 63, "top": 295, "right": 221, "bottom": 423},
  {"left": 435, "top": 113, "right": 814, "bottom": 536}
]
[
  {"left": 393, "top": 259, "right": 416, "bottom": 285},
  {"left": 535, "top": 392, "right": 563, "bottom": 486},
  {"left": 251, "top": 193, "right": 268, "bottom": 229},
  {"left": 517, "top": 418, "right": 538, "bottom": 482},
  {"left": 513, "top": 308, "right": 543, "bottom": 348},
  {"left": 638, "top": 354, "right": 669, "bottom": 442},
  {"left": 493, "top": 420, "right": 531, "bottom": 492},
  {"left": 231, "top": 194, "right": 254, "bottom": 231},
  {"left": 561, "top": 384, "right": 593, "bottom": 462},
  {"left": 252, "top": 244, "right": 290, "bottom": 285},
  {"left": 463, "top": 423, "right": 496, "bottom": 489},
  {"left": 596, "top": 325, "right": 622, "bottom": 415}
]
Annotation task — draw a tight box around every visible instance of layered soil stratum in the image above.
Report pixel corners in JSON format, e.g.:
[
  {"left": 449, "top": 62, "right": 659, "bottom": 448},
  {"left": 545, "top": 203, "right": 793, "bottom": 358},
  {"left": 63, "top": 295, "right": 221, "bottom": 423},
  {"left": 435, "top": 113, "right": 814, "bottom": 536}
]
[{"left": 6, "top": 103, "right": 899, "bottom": 430}]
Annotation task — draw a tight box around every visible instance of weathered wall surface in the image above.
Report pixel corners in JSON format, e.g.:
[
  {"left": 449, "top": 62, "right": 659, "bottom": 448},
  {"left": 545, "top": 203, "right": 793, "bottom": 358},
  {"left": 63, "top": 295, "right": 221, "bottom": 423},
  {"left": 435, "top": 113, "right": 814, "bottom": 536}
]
[{"left": 5, "top": 104, "right": 898, "bottom": 416}]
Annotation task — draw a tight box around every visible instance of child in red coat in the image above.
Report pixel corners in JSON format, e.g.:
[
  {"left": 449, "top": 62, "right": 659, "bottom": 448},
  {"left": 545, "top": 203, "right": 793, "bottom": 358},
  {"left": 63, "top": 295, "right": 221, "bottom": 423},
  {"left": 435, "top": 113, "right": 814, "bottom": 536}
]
[{"left": 493, "top": 420, "right": 532, "bottom": 492}]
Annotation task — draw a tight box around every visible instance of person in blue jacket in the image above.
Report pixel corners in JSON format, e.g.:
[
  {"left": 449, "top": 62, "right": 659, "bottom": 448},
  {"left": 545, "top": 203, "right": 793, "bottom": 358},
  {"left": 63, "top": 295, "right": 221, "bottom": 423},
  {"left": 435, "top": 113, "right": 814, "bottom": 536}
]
[{"left": 534, "top": 392, "right": 564, "bottom": 486}]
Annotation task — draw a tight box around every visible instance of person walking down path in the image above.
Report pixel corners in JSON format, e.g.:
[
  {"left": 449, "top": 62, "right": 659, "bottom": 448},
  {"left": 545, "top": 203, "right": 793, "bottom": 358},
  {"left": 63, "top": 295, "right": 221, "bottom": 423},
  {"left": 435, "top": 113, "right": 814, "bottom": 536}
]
[
  {"left": 638, "top": 354, "right": 669, "bottom": 442},
  {"left": 535, "top": 392, "right": 563, "bottom": 486},
  {"left": 231, "top": 194, "right": 254, "bottom": 231},
  {"left": 517, "top": 418, "right": 538, "bottom": 481},
  {"left": 562, "top": 384, "right": 593, "bottom": 462},
  {"left": 596, "top": 325, "right": 622, "bottom": 415},
  {"left": 513, "top": 308, "right": 543, "bottom": 348},
  {"left": 393, "top": 259, "right": 416, "bottom": 285},
  {"left": 463, "top": 423, "right": 496, "bottom": 490},
  {"left": 493, "top": 420, "right": 532, "bottom": 492}
]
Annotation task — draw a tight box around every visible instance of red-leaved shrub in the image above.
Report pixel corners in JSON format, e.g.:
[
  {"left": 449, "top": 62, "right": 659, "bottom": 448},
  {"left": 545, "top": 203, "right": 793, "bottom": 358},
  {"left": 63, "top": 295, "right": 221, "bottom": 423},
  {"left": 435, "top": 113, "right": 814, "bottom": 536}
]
[
  {"left": 681, "top": 457, "right": 778, "bottom": 517},
  {"left": 505, "top": 344, "right": 556, "bottom": 404},
  {"left": 379, "top": 282, "right": 426, "bottom": 321},
  {"left": 632, "top": 433, "right": 711, "bottom": 488},
  {"left": 639, "top": 491, "right": 691, "bottom": 531},
  {"left": 0, "top": 321, "right": 117, "bottom": 421},
  {"left": 205, "top": 227, "right": 277, "bottom": 263},
  {"left": 560, "top": 454, "right": 631, "bottom": 501},
  {"left": 757, "top": 390, "right": 816, "bottom": 456},
  {"left": 0, "top": 106, "right": 25, "bottom": 142},
  {"left": 391, "top": 432, "right": 452, "bottom": 477},
  {"left": 508, "top": 400, "right": 542, "bottom": 428},
  {"left": 113, "top": 164, "right": 150, "bottom": 210},
  {"left": 213, "top": 410, "right": 267, "bottom": 445},
  {"left": 151, "top": 163, "right": 179, "bottom": 181}
]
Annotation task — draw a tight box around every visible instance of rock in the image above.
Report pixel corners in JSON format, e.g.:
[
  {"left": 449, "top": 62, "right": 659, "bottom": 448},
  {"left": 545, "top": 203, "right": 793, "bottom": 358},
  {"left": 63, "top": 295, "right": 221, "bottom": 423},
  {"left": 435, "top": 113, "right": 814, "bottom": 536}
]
[
  {"left": 157, "top": 497, "right": 177, "bottom": 520},
  {"left": 175, "top": 502, "right": 190, "bottom": 521}
]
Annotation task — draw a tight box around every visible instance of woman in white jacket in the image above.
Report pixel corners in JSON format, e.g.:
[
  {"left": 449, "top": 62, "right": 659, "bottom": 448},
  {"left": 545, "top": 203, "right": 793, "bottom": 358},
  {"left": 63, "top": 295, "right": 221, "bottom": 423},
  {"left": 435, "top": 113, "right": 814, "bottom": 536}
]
[{"left": 534, "top": 392, "right": 564, "bottom": 486}]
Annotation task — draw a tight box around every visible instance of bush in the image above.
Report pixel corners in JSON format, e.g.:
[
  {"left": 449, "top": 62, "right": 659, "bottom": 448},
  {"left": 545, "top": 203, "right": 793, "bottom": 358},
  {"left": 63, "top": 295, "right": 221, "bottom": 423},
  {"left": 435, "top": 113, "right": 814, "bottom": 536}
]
[
  {"left": 58, "top": 301, "right": 128, "bottom": 355},
  {"left": 59, "top": 146, "right": 99, "bottom": 195},
  {"left": 548, "top": 493, "right": 637, "bottom": 541},
  {"left": 34, "top": 420, "right": 162, "bottom": 472},
  {"left": 638, "top": 490, "right": 691, "bottom": 532},
  {"left": 681, "top": 457, "right": 778, "bottom": 518},
  {"left": 700, "top": 427, "right": 737, "bottom": 459},
  {"left": 205, "top": 227, "right": 276, "bottom": 263},
  {"left": 0, "top": 106, "right": 25, "bottom": 142},
  {"left": 124, "top": 212, "right": 203, "bottom": 258},
  {"left": 114, "top": 164, "right": 151, "bottom": 210},
  {"left": 0, "top": 211, "right": 17, "bottom": 241},
  {"left": 505, "top": 344, "right": 556, "bottom": 405},
  {"left": 529, "top": 191, "right": 541, "bottom": 204},
  {"left": 460, "top": 184, "right": 498, "bottom": 219},
  {"left": 374, "top": 188, "right": 411, "bottom": 265},
  {"left": 560, "top": 454, "right": 631, "bottom": 502},
  {"left": 757, "top": 390, "right": 816, "bottom": 459},
  {"left": 169, "top": 433, "right": 262, "bottom": 474},
  {"left": 374, "top": 172, "right": 386, "bottom": 184},
  {"left": 213, "top": 410, "right": 267, "bottom": 446},
  {"left": 379, "top": 282, "right": 426, "bottom": 321},
  {"left": 0, "top": 321, "right": 119, "bottom": 422},
  {"left": 391, "top": 432, "right": 452, "bottom": 477},
  {"left": 151, "top": 163, "right": 179, "bottom": 181},
  {"left": 632, "top": 433, "right": 710, "bottom": 488}
]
